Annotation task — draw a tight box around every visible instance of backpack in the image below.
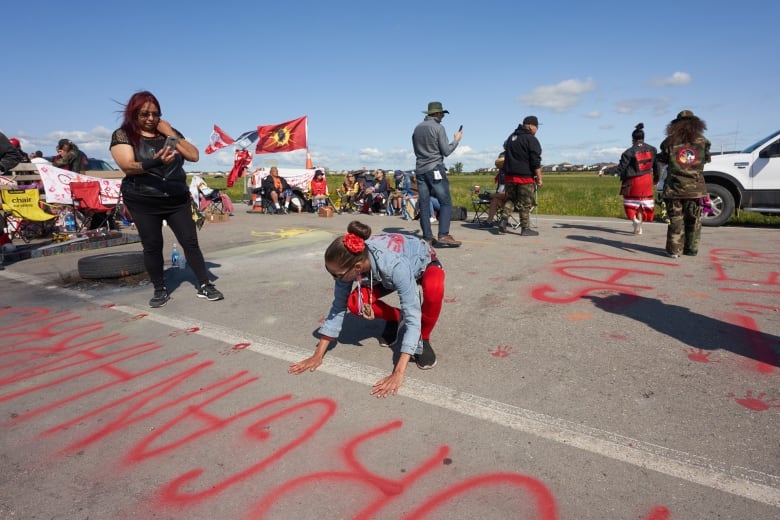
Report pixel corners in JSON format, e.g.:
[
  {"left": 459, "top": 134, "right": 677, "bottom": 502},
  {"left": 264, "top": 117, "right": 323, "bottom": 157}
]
[{"left": 451, "top": 206, "right": 468, "bottom": 221}]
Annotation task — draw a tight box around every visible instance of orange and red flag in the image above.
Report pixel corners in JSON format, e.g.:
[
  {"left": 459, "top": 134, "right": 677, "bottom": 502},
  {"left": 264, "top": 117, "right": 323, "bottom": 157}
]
[{"left": 255, "top": 116, "right": 307, "bottom": 154}]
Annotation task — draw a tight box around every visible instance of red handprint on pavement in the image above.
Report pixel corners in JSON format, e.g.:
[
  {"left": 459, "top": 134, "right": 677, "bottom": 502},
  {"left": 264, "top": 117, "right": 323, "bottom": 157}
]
[
  {"left": 490, "top": 345, "right": 512, "bottom": 358},
  {"left": 685, "top": 348, "right": 720, "bottom": 363},
  {"left": 727, "top": 390, "right": 780, "bottom": 411}
]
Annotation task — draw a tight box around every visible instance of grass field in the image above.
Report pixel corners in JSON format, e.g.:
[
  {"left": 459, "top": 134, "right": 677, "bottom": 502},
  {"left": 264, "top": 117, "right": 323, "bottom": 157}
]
[{"left": 205, "top": 172, "right": 780, "bottom": 227}]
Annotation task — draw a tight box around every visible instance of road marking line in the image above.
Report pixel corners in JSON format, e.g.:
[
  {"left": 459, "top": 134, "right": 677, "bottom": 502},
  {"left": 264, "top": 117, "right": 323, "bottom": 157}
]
[
  {"left": 3, "top": 270, "right": 779, "bottom": 508},
  {"left": 111, "top": 306, "right": 780, "bottom": 509}
]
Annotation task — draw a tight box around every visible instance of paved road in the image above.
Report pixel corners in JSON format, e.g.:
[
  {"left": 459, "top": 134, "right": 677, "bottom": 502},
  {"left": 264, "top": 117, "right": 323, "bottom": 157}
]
[{"left": 1, "top": 208, "right": 778, "bottom": 519}]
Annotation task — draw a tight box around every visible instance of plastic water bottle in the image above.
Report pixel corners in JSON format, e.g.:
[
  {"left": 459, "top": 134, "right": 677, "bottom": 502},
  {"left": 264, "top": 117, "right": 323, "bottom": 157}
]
[
  {"left": 64, "top": 210, "right": 77, "bottom": 232},
  {"left": 171, "top": 243, "right": 180, "bottom": 268}
]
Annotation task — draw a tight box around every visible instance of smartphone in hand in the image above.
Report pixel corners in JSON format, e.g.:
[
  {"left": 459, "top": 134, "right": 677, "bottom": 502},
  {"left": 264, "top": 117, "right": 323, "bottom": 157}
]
[
  {"left": 458, "top": 125, "right": 463, "bottom": 132},
  {"left": 163, "top": 135, "right": 179, "bottom": 151}
]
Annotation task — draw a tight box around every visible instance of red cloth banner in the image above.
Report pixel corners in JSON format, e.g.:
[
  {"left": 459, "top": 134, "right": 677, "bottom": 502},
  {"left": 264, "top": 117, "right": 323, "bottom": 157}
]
[
  {"left": 204, "top": 124, "right": 235, "bottom": 154},
  {"left": 255, "top": 116, "right": 307, "bottom": 154},
  {"left": 227, "top": 149, "right": 253, "bottom": 187}
]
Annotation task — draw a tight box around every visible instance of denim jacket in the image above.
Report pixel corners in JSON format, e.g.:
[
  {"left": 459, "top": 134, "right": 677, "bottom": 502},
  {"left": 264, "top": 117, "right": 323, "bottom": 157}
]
[{"left": 318, "top": 233, "right": 432, "bottom": 355}]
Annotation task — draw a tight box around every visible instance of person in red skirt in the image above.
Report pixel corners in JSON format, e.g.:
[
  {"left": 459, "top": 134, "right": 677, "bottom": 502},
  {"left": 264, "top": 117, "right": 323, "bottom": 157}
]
[{"left": 615, "top": 123, "right": 662, "bottom": 235}]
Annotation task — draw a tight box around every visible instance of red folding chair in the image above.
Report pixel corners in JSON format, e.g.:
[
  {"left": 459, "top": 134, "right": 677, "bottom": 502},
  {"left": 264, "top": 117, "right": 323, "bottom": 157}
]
[{"left": 69, "top": 181, "right": 117, "bottom": 232}]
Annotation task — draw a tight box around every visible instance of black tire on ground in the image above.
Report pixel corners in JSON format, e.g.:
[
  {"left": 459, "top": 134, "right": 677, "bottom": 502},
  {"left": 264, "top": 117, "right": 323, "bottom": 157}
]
[
  {"left": 78, "top": 251, "right": 146, "bottom": 279},
  {"left": 703, "top": 183, "right": 735, "bottom": 227}
]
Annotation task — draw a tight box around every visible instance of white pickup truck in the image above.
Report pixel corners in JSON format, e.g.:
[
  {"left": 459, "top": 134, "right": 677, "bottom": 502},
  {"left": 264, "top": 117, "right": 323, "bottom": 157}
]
[{"left": 700, "top": 130, "right": 780, "bottom": 226}]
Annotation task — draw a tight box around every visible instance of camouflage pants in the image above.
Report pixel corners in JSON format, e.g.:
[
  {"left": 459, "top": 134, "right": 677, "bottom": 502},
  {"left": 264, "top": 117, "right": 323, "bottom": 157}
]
[
  {"left": 665, "top": 198, "right": 702, "bottom": 256},
  {"left": 503, "top": 182, "right": 536, "bottom": 229}
]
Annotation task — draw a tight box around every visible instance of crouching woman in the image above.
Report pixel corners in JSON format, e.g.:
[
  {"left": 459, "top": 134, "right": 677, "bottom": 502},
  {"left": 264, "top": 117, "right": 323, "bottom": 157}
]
[{"left": 288, "top": 221, "right": 445, "bottom": 397}]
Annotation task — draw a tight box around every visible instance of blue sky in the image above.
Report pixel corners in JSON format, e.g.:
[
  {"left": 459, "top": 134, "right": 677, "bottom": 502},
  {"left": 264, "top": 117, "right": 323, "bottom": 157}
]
[{"left": 3, "top": 0, "right": 777, "bottom": 173}]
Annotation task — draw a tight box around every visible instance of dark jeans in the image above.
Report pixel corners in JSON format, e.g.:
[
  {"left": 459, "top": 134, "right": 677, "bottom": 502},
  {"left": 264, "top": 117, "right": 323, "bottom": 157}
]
[
  {"left": 416, "top": 165, "right": 453, "bottom": 241},
  {"left": 128, "top": 199, "right": 209, "bottom": 290}
]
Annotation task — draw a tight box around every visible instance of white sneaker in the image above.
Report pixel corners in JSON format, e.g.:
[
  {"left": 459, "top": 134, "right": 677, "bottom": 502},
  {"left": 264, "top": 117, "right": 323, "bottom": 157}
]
[
  {"left": 632, "top": 217, "right": 642, "bottom": 235},
  {"left": 430, "top": 217, "right": 437, "bottom": 223}
]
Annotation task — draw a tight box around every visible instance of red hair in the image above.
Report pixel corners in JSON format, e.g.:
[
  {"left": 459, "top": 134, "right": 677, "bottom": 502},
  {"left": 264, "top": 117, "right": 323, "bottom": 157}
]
[{"left": 119, "top": 90, "right": 162, "bottom": 147}]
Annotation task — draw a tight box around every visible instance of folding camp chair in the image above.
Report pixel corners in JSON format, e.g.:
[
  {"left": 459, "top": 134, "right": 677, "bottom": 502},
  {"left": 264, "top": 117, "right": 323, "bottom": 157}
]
[
  {"left": 1, "top": 188, "right": 58, "bottom": 243},
  {"left": 470, "top": 186, "right": 491, "bottom": 223},
  {"left": 69, "top": 181, "right": 118, "bottom": 233},
  {"left": 200, "top": 188, "right": 226, "bottom": 216}
]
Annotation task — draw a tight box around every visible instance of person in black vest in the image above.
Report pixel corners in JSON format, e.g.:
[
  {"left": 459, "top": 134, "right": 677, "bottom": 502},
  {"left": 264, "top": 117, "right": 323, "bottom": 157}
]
[
  {"left": 110, "top": 90, "right": 224, "bottom": 307},
  {"left": 613, "top": 123, "right": 662, "bottom": 235}
]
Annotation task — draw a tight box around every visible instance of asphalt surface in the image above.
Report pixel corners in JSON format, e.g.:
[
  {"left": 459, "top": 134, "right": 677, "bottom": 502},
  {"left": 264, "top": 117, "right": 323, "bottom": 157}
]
[{"left": 1, "top": 206, "right": 778, "bottom": 519}]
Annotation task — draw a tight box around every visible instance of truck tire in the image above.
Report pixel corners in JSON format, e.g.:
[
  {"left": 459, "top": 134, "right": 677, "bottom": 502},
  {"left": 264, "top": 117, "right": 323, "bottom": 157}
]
[
  {"left": 703, "top": 184, "right": 735, "bottom": 227},
  {"left": 78, "top": 251, "right": 146, "bottom": 279}
]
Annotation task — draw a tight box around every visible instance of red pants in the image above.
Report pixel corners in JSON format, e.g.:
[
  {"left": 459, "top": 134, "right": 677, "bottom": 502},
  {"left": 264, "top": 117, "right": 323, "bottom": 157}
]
[
  {"left": 622, "top": 174, "right": 655, "bottom": 222},
  {"left": 347, "top": 263, "right": 445, "bottom": 340}
]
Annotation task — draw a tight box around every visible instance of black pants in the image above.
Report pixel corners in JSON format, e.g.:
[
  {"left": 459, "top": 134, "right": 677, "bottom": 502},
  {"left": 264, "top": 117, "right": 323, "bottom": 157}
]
[{"left": 127, "top": 197, "right": 209, "bottom": 291}]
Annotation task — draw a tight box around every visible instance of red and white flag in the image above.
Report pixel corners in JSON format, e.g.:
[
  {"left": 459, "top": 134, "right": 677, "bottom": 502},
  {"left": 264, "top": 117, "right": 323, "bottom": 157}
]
[
  {"left": 255, "top": 116, "right": 307, "bottom": 154},
  {"left": 204, "top": 124, "right": 235, "bottom": 154}
]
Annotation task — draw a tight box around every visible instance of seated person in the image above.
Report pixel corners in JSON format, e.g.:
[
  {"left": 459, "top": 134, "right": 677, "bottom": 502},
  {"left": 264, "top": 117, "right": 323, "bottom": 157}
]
[
  {"left": 336, "top": 172, "right": 360, "bottom": 214},
  {"left": 411, "top": 195, "right": 440, "bottom": 222},
  {"left": 261, "top": 166, "right": 296, "bottom": 214},
  {"left": 196, "top": 178, "right": 235, "bottom": 216},
  {"left": 52, "top": 139, "right": 87, "bottom": 172},
  {"left": 429, "top": 196, "right": 441, "bottom": 223},
  {"left": 484, "top": 156, "right": 508, "bottom": 227},
  {"left": 387, "top": 170, "right": 409, "bottom": 216},
  {"left": 402, "top": 176, "right": 419, "bottom": 221},
  {"left": 1, "top": 132, "right": 24, "bottom": 176},
  {"left": 8, "top": 138, "right": 30, "bottom": 164},
  {"left": 306, "top": 169, "right": 330, "bottom": 210},
  {"left": 362, "top": 169, "right": 389, "bottom": 215}
]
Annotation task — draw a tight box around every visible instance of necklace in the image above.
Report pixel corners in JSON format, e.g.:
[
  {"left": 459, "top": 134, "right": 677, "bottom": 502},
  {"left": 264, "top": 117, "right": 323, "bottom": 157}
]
[{"left": 357, "top": 269, "right": 374, "bottom": 320}]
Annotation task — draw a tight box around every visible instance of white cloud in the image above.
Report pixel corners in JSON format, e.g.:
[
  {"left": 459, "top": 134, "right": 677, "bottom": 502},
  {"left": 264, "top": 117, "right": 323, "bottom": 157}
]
[
  {"left": 650, "top": 71, "right": 692, "bottom": 87},
  {"left": 520, "top": 78, "right": 597, "bottom": 112},
  {"left": 584, "top": 111, "right": 601, "bottom": 119},
  {"left": 358, "top": 147, "right": 383, "bottom": 160}
]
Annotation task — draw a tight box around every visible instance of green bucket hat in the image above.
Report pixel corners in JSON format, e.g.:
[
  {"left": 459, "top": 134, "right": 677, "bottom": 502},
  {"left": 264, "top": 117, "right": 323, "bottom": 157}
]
[
  {"left": 675, "top": 109, "right": 696, "bottom": 120},
  {"left": 422, "top": 101, "right": 449, "bottom": 115}
]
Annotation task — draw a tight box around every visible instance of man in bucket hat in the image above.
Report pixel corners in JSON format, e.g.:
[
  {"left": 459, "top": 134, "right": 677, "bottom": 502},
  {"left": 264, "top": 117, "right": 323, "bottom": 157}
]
[{"left": 411, "top": 101, "right": 463, "bottom": 248}]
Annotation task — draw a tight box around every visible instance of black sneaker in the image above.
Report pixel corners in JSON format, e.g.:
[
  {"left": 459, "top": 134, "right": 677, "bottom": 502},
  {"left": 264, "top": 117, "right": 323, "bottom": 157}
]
[
  {"left": 520, "top": 228, "right": 539, "bottom": 236},
  {"left": 197, "top": 283, "right": 224, "bottom": 301},
  {"left": 379, "top": 320, "right": 399, "bottom": 347},
  {"left": 149, "top": 288, "right": 169, "bottom": 308},
  {"left": 414, "top": 340, "right": 437, "bottom": 370},
  {"left": 496, "top": 219, "right": 507, "bottom": 234}
]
